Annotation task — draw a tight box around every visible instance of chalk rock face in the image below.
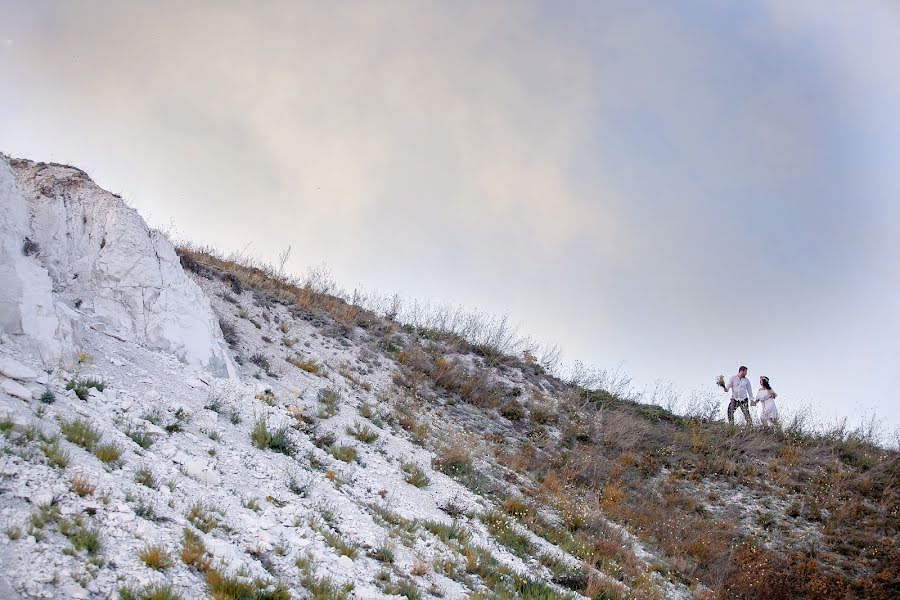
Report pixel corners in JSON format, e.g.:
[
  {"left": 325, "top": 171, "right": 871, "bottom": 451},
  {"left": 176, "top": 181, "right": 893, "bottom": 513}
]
[
  {"left": 0, "top": 155, "right": 236, "bottom": 378},
  {"left": 0, "top": 159, "right": 78, "bottom": 364}
]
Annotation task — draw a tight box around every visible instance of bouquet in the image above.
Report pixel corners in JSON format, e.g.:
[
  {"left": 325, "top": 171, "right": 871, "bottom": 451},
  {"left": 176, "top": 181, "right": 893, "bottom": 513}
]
[{"left": 716, "top": 374, "right": 726, "bottom": 390}]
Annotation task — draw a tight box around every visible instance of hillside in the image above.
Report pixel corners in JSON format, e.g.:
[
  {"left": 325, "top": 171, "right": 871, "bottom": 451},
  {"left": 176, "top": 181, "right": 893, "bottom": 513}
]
[{"left": 1, "top": 155, "right": 897, "bottom": 600}]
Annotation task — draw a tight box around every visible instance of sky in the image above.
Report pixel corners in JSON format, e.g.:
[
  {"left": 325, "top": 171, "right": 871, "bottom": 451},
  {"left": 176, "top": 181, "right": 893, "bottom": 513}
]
[{"left": 2, "top": 1, "right": 899, "bottom": 434}]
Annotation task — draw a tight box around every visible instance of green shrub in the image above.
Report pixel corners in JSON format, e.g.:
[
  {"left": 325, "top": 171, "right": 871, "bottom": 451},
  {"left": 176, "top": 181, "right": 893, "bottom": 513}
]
[
  {"left": 125, "top": 425, "right": 155, "bottom": 449},
  {"left": 58, "top": 417, "right": 102, "bottom": 450},
  {"left": 42, "top": 439, "right": 70, "bottom": 468},
  {"left": 402, "top": 462, "right": 430, "bottom": 488},
  {"left": 250, "top": 416, "right": 296, "bottom": 456},
  {"left": 59, "top": 516, "right": 102, "bottom": 555},
  {"left": 330, "top": 445, "right": 357, "bottom": 463},
  {"left": 94, "top": 442, "right": 123, "bottom": 465},
  {"left": 134, "top": 466, "right": 157, "bottom": 489},
  {"left": 65, "top": 377, "right": 105, "bottom": 401},
  {"left": 118, "top": 584, "right": 181, "bottom": 600},
  {"left": 347, "top": 422, "right": 379, "bottom": 444}
]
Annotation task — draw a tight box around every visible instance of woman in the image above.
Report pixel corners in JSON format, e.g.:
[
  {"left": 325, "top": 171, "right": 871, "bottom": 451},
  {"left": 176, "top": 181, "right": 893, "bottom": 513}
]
[{"left": 752, "top": 376, "right": 778, "bottom": 427}]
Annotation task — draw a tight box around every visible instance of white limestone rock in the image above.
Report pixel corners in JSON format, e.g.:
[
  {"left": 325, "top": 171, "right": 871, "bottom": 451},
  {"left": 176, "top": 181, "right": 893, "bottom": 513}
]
[
  {"left": 172, "top": 451, "right": 221, "bottom": 485},
  {"left": 1, "top": 377, "right": 32, "bottom": 400},
  {"left": 0, "top": 156, "right": 237, "bottom": 378},
  {"left": 0, "top": 160, "right": 79, "bottom": 366},
  {"left": 0, "top": 356, "right": 39, "bottom": 381}
]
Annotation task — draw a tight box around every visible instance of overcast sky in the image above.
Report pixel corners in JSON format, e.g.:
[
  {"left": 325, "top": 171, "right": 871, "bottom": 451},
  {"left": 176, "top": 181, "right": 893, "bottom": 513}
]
[{"left": 2, "top": 1, "right": 898, "bottom": 433}]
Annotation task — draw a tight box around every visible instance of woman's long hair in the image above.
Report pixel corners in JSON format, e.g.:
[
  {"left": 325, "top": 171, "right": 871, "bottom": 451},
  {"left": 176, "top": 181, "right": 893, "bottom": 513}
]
[{"left": 761, "top": 376, "right": 776, "bottom": 397}]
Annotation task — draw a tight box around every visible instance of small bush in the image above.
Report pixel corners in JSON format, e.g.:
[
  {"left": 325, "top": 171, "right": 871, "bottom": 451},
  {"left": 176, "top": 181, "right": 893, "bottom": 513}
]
[
  {"left": 134, "top": 499, "right": 158, "bottom": 521},
  {"left": 187, "top": 503, "right": 218, "bottom": 533},
  {"left": 250, "top": 353, "right": 270, "bottom": 371},
  {"left": 296, "top": 552, "right": 354, "bottom": 599},
  {"left": 251, "top": 417, "right": 296, "bottom": 456},
  {"left": 318, "top": 388, "right": 341, "bottom": 417},
  {"left": 371, "top": 539, "right": 396, "bottom": 564},
  {"left": 139, "top": 545, "right": 174, "bottom": 571},
  {"left": 58, "top": 417, "right": 102, "bottom": 450},
  {"left": 482, "top": 511, "right": 531, "bottom": 558},
  {"left": 59, "top": 516, "right": 102, "bottom": 554},
  {"left": 65, "top": 377, "right": 105, "bottom": 401},
  {"left": 218, "top": 317, "right": 239, "bottom": 348},
  {"left": 42, "top": 439, "right": 70, "bottom": 468},
  {"left": 135, "top": 465, "right": 157, "bottom": 489},
  {"left": 94, "top": 442, "right": 123, "bottom": 465},
  {"left": 125, "top": 425, "right": 155, "bottom": 449},
  {"left": 39, "top": 389, "right": 56, "bottom": 404},
  {"left": 499, "top": 400, "right": 525, "bottom": 421},
  {"left": 288, "top": 355, "right": 320, "bottom": 374},
  {"left": 402, "top": 462, "right": 430, "bottom": 488},
  {"left": 119, "top": 583, "right": 181, "bottom": 600},
  {"left": 432, "top": 439, "right": 472, "bottom": 476},
  {"left": 330, "top": 445, "right": 357, "bottom": 463},
  {"left": 347, "top": 422, "right": 379, "bottom": 444},
  {"left": 181, "top": 527, "right": 211, "bottom": 571},
  {"left": 500, "top": 496, "right": 532, "bottom": 521},
  {"left": 287, "top": 472, "right": 313, "bottom": 496},
  {"left": 69, "top": 473, "right": 96, "bottom": 497}
]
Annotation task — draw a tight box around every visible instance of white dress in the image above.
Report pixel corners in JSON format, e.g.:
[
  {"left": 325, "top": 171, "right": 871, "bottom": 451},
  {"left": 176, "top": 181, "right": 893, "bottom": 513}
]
[{"left": 755, "top": 389, "right": 778, "bottom": 425}]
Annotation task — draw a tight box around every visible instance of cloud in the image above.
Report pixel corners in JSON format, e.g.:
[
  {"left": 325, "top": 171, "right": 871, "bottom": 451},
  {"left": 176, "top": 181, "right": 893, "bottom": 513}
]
[{"left": 1, "top": 0, "right": 898, "bottom": 428}]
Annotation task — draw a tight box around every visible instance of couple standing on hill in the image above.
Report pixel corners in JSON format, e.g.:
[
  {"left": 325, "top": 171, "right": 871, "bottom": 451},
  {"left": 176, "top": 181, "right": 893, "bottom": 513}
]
[{"left": 720, "top": 366, "right": 778, "bottom": 427}]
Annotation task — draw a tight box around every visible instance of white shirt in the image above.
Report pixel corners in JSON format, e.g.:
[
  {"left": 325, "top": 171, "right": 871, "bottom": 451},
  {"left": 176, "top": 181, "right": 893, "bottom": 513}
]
[{"left": 725, "top": 375, "right": 753, "bottom": 401}]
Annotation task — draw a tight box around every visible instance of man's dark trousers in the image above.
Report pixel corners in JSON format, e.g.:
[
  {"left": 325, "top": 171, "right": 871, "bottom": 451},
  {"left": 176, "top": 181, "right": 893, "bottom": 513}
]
[{"left": 728, "top": 397, "right": 752, "bottom": 426}]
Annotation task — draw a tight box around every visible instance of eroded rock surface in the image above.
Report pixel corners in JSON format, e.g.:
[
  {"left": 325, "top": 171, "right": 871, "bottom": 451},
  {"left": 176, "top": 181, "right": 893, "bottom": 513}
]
[{"left": 0, "top": 155, "right": 235, "bottom": 377}]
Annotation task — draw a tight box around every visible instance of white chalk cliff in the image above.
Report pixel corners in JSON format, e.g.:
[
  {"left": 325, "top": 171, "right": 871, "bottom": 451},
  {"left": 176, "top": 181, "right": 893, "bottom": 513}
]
[{"left": 0, "top": 155, "right": 236, "bottom": 378}]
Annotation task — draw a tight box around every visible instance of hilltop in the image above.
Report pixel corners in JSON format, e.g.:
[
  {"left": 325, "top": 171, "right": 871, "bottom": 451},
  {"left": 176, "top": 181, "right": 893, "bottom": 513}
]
[{"left": 0, "top": 155, "right": 897, "bottom": 600}]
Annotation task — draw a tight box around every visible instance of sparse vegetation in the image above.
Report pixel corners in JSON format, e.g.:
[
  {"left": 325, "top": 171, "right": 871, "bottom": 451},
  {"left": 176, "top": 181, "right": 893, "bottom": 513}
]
[
  {"left": 250, "top": 416, "right": 296, "bottom": 455},
  {"left": 318, "top": 387, "right": 341, "bottom": 417},
  {"left": 119, "top": 583, "right": 181, "bottom": 600},
  {"left": 94, "top": 441, "right": 123, "bottom": 465},
  {"left": 65, "top": 376, "right": 106, "bottom": 401},
  {"left": 58, "top": 416, "right": 102, "bottom": 450},
  {"left": 402, "top": 461, "right": 430, "bottom": 488},
  {"left": 329, "top": 445, "right": 357, "bottom": 463},
  {"left": 347, "top": 422, "right": 379, "bottom": 444},
  {"left": 186, "top": 503, "right": 219, "bottom": 533},
  {"left": 42, "top": 439, "right": 71, "bottom": 468},
  {"left": 69, "top": 473, "right": 96, "bottom": 497},
  {"left": 287, "top": 355, "right": 320, "bottom": 373},
  {"left": 134, "top": 465, "right": 157, "bottom": 489},
  {"left": 139, "top": 545, "right": 174, "bottom": 570}
]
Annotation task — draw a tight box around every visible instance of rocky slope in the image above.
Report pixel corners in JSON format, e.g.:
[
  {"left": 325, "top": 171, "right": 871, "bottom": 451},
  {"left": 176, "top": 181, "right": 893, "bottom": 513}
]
[{"left": 1, "top": 156, "right": 896, "bottom": 600}]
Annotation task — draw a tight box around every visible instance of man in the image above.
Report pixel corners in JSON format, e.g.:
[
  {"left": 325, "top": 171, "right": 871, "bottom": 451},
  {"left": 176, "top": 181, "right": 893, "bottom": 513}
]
[{"left": 723, "top": 365, "right": 753, "bottom": 426}]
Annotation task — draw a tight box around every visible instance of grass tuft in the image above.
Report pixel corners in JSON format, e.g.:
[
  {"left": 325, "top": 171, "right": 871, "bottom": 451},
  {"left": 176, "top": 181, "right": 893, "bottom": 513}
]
[
  {"left": 139, "top": 544, "right": 174, "bottom": 570},
  {"left": 58, "top": 416, "right": 102, "bottom": 450}
]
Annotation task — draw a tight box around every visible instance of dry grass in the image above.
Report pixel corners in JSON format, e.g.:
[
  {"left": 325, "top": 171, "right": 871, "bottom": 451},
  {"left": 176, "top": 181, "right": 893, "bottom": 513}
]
[
  {"left": 68, "top": 473, "right": 95, "bottom": 497},
  {"left": 287, "top": 355, "right": 320, "bottom": 374},
  {"left": 139, "top": 544, "right": 174, "bottom": 570},
  {"left": 432, "top": 437, "right": 473, "bottom": 476},
  {"left": 180, "top": 527, "right": 211, "bottom": 571}
]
